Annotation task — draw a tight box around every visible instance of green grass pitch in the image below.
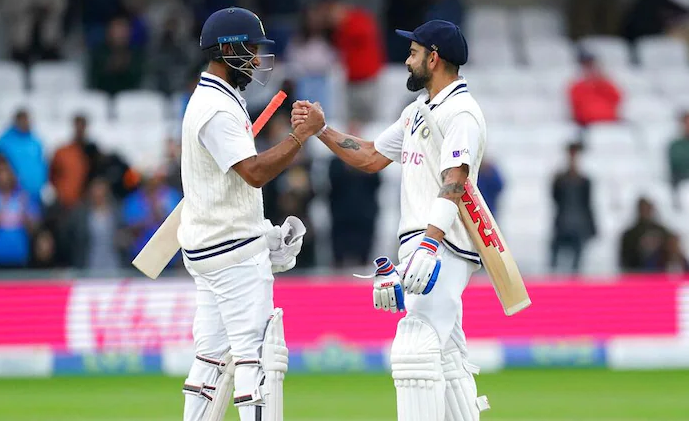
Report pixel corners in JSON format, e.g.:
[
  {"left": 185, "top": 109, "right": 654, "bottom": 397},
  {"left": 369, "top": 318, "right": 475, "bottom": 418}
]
[{"left": 1, "top": 369, "right": 688, "bottom": 420}]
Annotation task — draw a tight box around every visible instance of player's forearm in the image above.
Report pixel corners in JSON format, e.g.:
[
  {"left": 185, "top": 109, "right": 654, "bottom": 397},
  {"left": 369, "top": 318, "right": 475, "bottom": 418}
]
[
  {"left": 318, "top": 127, "right": 380, "bottom": 173},
  {"left": 249, "top": 136, "right": 302, "bottom": 187},
  {"left": 426, "top": 166, "right": 469, "bottom": 242}
]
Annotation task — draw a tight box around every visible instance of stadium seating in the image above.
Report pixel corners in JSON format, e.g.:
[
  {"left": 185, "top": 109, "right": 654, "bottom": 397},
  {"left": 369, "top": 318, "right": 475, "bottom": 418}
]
[
  {"left": 0, "top": 62, "right": 25, "bottom": 95},
  {"left": 1, "top": 4, "right": 687, "bottom": 275}
]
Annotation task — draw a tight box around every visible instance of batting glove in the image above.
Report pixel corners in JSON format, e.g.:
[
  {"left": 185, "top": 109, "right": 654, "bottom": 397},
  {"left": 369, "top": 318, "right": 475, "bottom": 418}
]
[
  {"left": 403, "top": 237, "right": 441, "bottom": 295},
  {"left": 266, "top": 216, "right": 306, "bottom": 273},
  {"left": 354, "top": 256, "right": 405, "bottom": 313}
]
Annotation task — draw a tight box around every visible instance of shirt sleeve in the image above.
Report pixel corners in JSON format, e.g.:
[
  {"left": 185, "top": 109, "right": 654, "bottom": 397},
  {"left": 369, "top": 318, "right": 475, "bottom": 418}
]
[
  {"left": 374, "top": 116, "right": 405, "bottom": 163},
  {"left": 439, "top": 112, "right": 480, "bottom": 174},
  {"left": 199, "top": 111, "right": 257, "bottom": 173}
]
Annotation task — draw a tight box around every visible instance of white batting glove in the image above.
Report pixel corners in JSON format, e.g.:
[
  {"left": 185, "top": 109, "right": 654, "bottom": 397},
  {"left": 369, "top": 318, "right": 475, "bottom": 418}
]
[
  {"left": 402, "top": 237, "right": 441, "bottom": 295},
  {"left": 354, "top": 256, "right": 405, "bottom": 313},
  {"left": 268, "top": 216, "right": 306, "bottom": 273}
]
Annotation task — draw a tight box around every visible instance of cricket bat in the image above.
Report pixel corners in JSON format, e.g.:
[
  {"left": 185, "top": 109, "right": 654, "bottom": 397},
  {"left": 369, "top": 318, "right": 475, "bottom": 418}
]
[
  {"left": 132, "top": 91, "right": 288, "bottom": 279},
  {"left": 417, "top": 102, "right": 531, "bottom": 316}
]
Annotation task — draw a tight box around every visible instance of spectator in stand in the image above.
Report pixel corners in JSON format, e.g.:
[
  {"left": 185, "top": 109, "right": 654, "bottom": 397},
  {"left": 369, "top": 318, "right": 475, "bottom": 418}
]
[
  {"left": 648, "top": 233, "right": 689, "bottom": 273},
  {"left": 89, "top": 17, "right": 145, "bottom": 95},
  {"left": 284, "top": 4, "right": 339, "bottom": 117},
  {"left": 67, "top": 178, "right": 123, "bottom": 271},
  {"left": 566, "top": 0, "right": 623, "bottom": 40},
  {"left": 622, "top": 0, "right": 689, "bottom": 42},
  {"left": 0, "top": 0, "right": 67, "bottom": 65},
  {"left": 328, "top": 128, "right": 381, "bottom": 268},
  {"left": 261, "top": 113, "right": 317, "bottom": 268},
  {"left": 318, "top": 0, "right": 385, "bottom": 125},
  {"left": 569, "top": 50, "right": 622, "bottom": 127},
  {"left": 0, "top": 156, "right": 39, "bottom": 269},
  {"left": 49, "top": 115, "right": 101, "bottom": 210},
  {"left": 147, "top": 10, "right": 198, "bottom": 95},
  {"left": 29, "top": 227, "right": 58, "bottom": 269},
  {"left": 121, "top": 171, "right": 182, "bottom": 265},
  {"left": 477, "top": 157, "right": 504, "bottom": 222},
  {"left": 620, "top": 197, "right": 671, "bottom": 272},
  {"left": 668, "top": 111, "right": 689, "bottom": 190},
  {"left": 80, "top": 0, "right": 126, "bottom": 49},
  {"left": 550, "top": 143, "right": 597, "bottom": 273},
  {"left": 0, "top": 109, "right": 47, "bottom": 205}
]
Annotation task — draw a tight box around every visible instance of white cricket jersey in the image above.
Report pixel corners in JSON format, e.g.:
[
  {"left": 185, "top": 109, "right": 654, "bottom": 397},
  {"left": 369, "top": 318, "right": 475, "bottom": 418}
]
[
  {"left": 374, "top": 78, "right": 486, "bottom": 265},
  {"left": 177, "top": 72, "right": 268, "bottom": 273}
]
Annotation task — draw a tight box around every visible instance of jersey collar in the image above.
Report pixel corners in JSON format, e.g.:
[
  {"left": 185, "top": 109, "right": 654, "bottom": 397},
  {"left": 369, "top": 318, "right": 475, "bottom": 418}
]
[
  {"left": 420, "top": 77, "right": 468, "bottom": 108},
  {"left": 199, "top": 72, "right": 249, "bottom": 119}
]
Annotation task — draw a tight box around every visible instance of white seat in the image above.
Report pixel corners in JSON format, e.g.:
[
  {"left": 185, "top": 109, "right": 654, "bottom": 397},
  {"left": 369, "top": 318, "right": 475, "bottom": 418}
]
[
  {"left": 114, "top": 90, "right": 168, "bottom": 123},
  {"left": 378, "top": 65, "right": 417, "bottom": 124},
  {"left": 621, "top": 95, "right": 676, "bottom": 124},
  {"left": 657, "top": 71, "right": 689, "bottom": 97},
  {"left": 584, "top": 123, "right": 638, "bottom": 155},
  {"left": 0, "top": 93, "right": 56, "bottom": 124},
  {"left": 607, "top": 67, "right": 654, "bottom": 97},
  {"left": 55, "top": 91, "right": 111, "bottom": 124},
  {"left": 29, "top": 62, "right": 84, "bottom": 95},
  {"left": 536, "top": 68, "right": 578, "bottom": 99},
  {"left": 0, "top": 62, "right": 26, "bottom": 96},
  {"left": 469, "top": 40, "right": 518, "bottom": 67},
  {"left": 506, "top": 96, "right": 571, "bottom": 125},
  {"left": 118, "top": 122, "right": 169, "bottom": 175},
  {"left": 517, "top": 8, "right": 565, "bottom": 39},
  {"left": 466, "top": 7, "right": 512, "bottom": 41},
  {"left": 523, "top": 38, "right": 577, "bottom": 69},
  {"left": 477, "top": 68, "right": 541, "bottom": 97},
  {"left": 527, "top": 122, "right": 581, "bottom": 154},
  {"left": 33, "top": 121, "right": 72, "bottom": 159},
  {"left": 637, "top": 36, "right": 689, "bottom": 70},
  {"left": 477, "top": 96, "right": 511, "bottom": 126},
  {"left": 579, "top": 36, "right": 631, "bottom": 68}
]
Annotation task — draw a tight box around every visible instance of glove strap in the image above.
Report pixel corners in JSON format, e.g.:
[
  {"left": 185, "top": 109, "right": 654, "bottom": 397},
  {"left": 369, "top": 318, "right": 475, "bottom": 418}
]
[
  {"left": 374, "top": 256, "right": 396, "bottom": 276},
  {"left": 418, "top": 237, "right": 440, "bottom": 254}
]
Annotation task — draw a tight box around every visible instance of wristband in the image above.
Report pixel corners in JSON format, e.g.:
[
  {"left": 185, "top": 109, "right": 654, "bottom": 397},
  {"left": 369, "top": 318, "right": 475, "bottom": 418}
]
[
  {"left": 428, "top": 197, "right": 459, "bottom": 234},
  {"left": 315, "top": 124, "right": 328, "bottom": 137}
]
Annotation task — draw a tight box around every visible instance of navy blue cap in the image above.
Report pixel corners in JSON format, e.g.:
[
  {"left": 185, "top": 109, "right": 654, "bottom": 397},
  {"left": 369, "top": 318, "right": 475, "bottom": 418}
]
[
  {"left": 200, "top": 7, "right": 274, "bottom": 50},
  {"left": 396, "top": 20, "right": 468, "bottom": 67}
]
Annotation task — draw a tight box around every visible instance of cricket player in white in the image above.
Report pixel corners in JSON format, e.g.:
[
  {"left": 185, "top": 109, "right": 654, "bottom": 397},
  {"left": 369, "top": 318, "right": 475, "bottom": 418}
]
[
  {"left": 292, "top": 20, "right": 490, "bottom": 421},
  {"left": 179, "top": 7, "right": 325, "bottom": 421}
]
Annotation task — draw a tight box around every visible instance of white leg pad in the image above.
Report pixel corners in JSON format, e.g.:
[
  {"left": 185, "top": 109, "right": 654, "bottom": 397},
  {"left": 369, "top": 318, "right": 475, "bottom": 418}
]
[
  {"left": 183, "top": 352, "right": 235, "bottom": 421},
  {"left": 391, "top": 317, "right": 446, "bottom": 421},
  {"left": 442, "top": 347, "right": 490, "bottom": 421},
  {"left": 261, "top": 308, "right": 289, "bottom": 421}
]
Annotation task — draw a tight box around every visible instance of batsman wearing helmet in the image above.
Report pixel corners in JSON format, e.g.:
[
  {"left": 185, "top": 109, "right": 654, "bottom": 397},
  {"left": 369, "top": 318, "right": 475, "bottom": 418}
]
[
  {"left": 179, "top": 7, "right": 325, "bottom": 421},
  {"left": 292, "top": 20, "right": 490, "bottom": 420}
]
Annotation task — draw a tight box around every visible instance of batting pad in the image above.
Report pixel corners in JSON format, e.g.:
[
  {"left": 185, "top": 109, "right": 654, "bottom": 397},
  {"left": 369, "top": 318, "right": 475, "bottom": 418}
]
[
  {"left": 261, "top": 308, "right": 289, "bottom": 421},
  {"left": 391, "top": 317, "right": 446, "bottom": 421},
  {"left": 182, "top": 351, "right": 235, "bottom": 421},
  {"left": 441, "top": 347, "right": 490, "bottom": 421}
]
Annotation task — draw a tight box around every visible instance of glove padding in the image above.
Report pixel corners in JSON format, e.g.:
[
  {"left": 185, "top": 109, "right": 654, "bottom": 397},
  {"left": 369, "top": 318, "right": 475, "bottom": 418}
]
[
  {"left": 265, "top": 216, "right": 306, "bottom": 273},
  {"left": 354, "top": 256, "right": 405, "bottom": 313},
  {"left": 402, "top": 236, "right": 441, "bottom": 295}
]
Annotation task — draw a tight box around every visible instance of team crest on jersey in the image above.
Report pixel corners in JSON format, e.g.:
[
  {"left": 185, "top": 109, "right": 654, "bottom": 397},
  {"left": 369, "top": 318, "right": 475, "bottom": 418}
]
[{"left": 421, "top": 126, "right": 430, "bottom": 139}]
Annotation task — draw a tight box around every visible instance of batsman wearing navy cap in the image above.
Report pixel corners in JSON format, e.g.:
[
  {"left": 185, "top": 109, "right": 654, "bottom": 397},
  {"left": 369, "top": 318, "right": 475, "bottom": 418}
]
[{"left": 293, "top": 20, "right": 490, "bottom": 420}]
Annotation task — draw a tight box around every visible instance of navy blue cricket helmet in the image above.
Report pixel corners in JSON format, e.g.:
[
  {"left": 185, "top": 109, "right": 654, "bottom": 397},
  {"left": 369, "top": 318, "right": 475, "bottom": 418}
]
[{"left": 200, "top": 7, "right": 275, "bottom": 90}]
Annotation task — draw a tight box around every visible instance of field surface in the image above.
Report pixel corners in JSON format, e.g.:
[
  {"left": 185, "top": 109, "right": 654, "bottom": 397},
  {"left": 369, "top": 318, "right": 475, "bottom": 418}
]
[{"left": 2, "top": 369, "right": 689, "bottom": 420}]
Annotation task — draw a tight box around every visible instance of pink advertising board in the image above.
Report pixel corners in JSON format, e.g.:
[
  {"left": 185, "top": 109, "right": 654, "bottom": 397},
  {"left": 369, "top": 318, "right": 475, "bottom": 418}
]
[{"left": 0, "top": 275, "right": 686, "bottom": 351}]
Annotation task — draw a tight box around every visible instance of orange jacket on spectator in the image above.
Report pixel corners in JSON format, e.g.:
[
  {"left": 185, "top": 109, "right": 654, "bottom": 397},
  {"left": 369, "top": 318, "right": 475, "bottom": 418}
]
[
  {"left": 569, "top": 77, "right": 622, "bottom": 126},
  {"left": 50, "top": 143, "right": 89, "bottom": 209}
]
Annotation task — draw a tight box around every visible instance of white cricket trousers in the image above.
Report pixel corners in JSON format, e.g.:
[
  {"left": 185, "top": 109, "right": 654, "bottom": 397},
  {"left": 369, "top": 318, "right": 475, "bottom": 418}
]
[
  {"left": 400, "top": 237, "right": 477, "bottom": 355},
  {"left": 183, "top": 248, "right": 274, "bottom": 421}
]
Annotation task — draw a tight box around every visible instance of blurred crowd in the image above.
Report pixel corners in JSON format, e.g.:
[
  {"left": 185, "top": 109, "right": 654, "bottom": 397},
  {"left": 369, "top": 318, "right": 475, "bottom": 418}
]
[{"left": 0, "top": 0, "right": 688, "bottom": 275}]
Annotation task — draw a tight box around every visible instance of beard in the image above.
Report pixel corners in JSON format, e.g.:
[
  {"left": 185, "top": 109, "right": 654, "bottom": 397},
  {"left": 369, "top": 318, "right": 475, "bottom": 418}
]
[{"left": 406, "top": 65, "right": 430, "bottom": 92}]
